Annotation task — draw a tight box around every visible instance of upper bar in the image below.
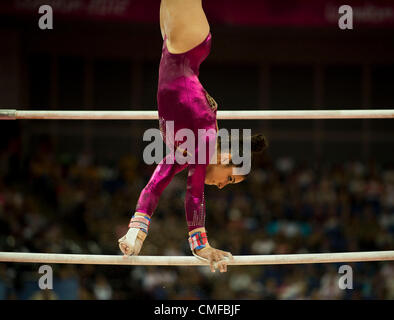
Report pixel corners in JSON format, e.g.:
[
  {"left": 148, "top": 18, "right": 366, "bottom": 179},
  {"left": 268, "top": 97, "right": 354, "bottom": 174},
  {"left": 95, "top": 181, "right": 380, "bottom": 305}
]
[
  {"left": 0, "top": 109, "right": 394, "bottom": 120},
  {"left": 0, "top": 251, "right": 393, "bottom": 266}
]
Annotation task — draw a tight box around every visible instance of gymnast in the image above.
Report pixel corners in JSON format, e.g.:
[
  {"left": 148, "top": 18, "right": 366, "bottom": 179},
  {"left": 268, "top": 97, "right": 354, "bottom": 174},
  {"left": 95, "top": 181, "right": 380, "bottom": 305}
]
[{"left": 118, "top": 0, "right": 267, "bottom": 273}]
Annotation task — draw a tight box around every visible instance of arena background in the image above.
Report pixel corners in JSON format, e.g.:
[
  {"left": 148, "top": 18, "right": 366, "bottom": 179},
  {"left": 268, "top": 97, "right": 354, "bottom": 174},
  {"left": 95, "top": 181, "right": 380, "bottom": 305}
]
[{"left": 0, "top": 0, "right": 393, "bottom": 299}]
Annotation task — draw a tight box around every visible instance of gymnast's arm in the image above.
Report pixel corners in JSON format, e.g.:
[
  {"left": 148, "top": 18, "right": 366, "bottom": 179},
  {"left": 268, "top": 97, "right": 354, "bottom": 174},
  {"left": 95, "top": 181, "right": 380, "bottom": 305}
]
[
  {"left": 135, "top": 153, "right": 187, "bottom": 216},
  {"left": 185, "top": 135, "right": 234, "bottom": 273},
  {"left": 118, "top": 153, "right": 187, "bottom": 256}
]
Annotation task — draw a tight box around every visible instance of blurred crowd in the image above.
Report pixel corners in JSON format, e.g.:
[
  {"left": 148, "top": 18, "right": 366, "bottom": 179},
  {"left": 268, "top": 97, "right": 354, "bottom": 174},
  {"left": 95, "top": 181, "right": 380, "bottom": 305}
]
[{"left": 0, "top": 134, "right": 393, "bottom": 300}]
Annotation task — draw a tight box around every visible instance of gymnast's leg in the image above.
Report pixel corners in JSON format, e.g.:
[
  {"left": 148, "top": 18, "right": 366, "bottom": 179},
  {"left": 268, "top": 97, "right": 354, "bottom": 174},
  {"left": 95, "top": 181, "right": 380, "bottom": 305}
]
[{"left": 160, "top": 0, "right": 210, "bottom": 53}]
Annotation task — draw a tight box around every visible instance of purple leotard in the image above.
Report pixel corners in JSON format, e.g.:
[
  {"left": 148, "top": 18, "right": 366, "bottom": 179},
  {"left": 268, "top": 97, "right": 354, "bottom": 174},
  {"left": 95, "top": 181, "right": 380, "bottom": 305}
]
[{"left": 135, "top": 33, "right": 217, "bottom": 232}]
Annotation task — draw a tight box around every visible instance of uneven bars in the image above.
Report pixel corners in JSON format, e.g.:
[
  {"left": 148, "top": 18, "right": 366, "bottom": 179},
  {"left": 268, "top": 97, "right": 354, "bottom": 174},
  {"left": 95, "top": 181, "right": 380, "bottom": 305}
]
[
  {"left": 1, "top": 109, "right": 394, "bottom": 120},
  {"left": 0, "top": 251, "right": 393, "bottom": 266}
]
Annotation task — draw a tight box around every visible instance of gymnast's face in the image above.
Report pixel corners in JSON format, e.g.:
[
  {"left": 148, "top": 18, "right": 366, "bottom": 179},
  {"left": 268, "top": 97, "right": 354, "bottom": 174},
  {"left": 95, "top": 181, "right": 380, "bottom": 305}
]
[{"left": 205, "top": 153, "right": 245, "bottom": 189}]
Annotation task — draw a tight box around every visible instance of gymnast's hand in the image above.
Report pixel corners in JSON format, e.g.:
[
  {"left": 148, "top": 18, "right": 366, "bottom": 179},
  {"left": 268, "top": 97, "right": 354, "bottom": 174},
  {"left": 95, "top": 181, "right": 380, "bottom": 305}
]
[
  {"left": 195, "top": 244, "right": 234, "bottom": 273},
  {"left": 118, "top": 228, "right": 147, "bottom": 256}
]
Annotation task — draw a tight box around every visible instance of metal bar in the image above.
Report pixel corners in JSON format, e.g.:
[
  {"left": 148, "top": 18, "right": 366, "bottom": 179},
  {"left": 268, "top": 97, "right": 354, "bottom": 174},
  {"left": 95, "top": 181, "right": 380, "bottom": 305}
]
[
  {"left": 0, "top": 251, "right": 393, "bottom": 266},
  {"left": 0, "top": 109, "right": 16, "bottom": 120},
  {"left": 0, "top": 109, "right": 393, "bottom": 120}
]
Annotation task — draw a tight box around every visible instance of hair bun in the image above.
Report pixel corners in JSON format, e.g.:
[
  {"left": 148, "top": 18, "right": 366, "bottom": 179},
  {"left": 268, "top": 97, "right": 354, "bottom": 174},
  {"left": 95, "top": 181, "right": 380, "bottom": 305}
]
[{"left": 251, "top": 134, "right": 268, "bottom": 153}]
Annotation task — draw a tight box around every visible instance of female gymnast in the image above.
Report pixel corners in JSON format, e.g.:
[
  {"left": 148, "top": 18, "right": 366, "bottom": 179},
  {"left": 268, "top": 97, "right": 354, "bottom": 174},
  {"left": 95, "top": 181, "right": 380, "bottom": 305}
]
[{"left": 118, "top": 0, "right": 267, "bottom": 273}]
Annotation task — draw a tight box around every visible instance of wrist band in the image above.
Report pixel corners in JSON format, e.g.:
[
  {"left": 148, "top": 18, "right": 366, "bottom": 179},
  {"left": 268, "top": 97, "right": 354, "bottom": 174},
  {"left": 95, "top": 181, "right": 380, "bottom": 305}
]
[
  {"left": 188, "top": 231, "right": 208, "bottom": 251},
  {"left": 128, "top": 215, "right": 151, "bottom": 234}
]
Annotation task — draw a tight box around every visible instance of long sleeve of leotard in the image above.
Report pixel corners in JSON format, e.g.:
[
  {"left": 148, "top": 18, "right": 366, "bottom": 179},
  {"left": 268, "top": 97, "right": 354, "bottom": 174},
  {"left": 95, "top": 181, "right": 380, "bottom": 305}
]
[
  {"left": 136, "top": 132, "right": 216, "bottom": 233},
  {"left": 135, "top": 153, "right": 187, "bottom": 216},
  {"left": 135, "top": 158, "right": 207, "bottom": 232},
  {"left": 183, "top": 129, "right": 217, "bottom": 231},
  {"left": 184, "top": 163, "right": 207, "bottom": 231}
]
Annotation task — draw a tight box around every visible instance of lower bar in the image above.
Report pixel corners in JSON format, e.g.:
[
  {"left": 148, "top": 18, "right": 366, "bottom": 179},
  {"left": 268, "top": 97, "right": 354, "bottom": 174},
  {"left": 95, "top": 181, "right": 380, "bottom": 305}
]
[{"left": 0, "top": 251, "right": 393, "bottom": 266}]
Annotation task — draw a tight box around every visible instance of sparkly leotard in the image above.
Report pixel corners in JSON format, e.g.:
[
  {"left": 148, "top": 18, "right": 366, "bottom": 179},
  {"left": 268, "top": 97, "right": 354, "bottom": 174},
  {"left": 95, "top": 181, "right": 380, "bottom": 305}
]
[{"left": 135, "top": 33, "right": 217, "bottom": 232}]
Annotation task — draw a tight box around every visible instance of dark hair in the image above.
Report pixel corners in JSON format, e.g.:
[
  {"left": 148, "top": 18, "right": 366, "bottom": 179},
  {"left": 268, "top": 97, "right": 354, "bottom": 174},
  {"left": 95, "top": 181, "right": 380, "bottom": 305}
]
[
  {"left": 216, "top": 133, "right": 269, "bottom": 174},
  {"left": 217, "top": 133, "right": 269, "bottom": 155},
  {"left": 250, "top": 134, "right": 269, "bottom": 153}
]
